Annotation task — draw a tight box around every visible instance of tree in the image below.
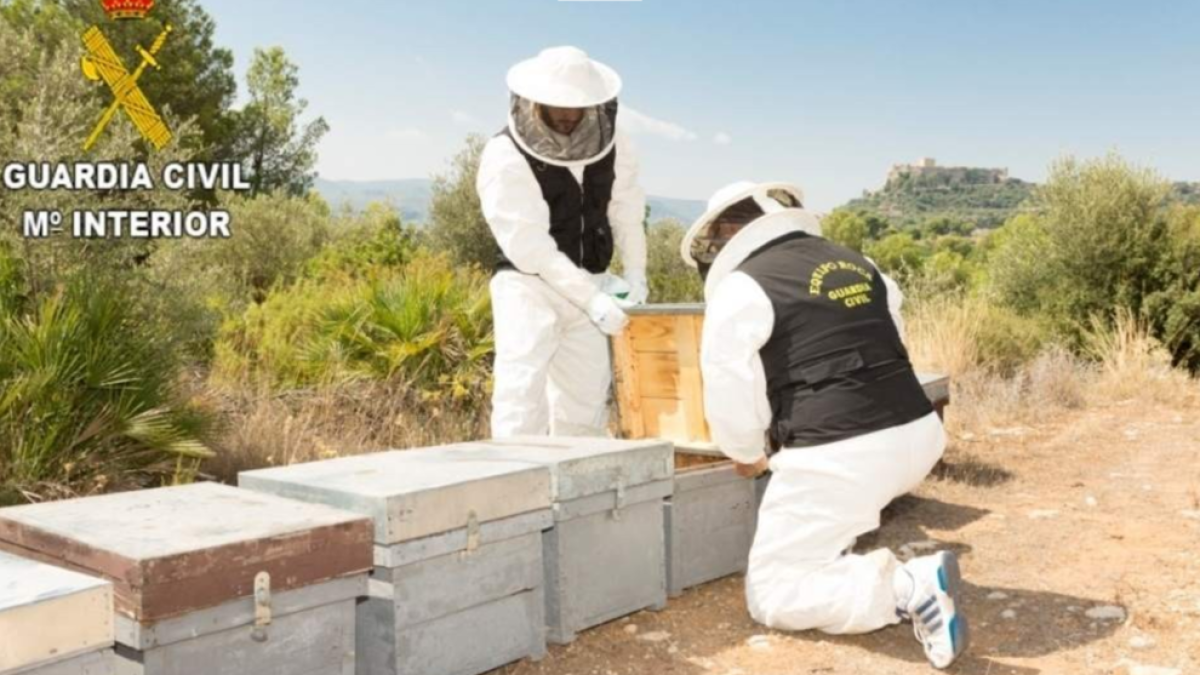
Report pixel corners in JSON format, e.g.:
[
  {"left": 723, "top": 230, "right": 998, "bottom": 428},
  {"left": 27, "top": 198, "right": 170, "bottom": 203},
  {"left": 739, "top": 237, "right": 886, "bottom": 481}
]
[
  {"left": 233, "top": 47, "right": 329, "bottom": 197},
  {"left": 864, "top": 232, "right": 927, "bottom": 279},
  {"left": 3, "top": 0, "right": 239, "bottom": 159},
  {"left": 821, "top": 210, "right": 869, "bottom": 252},
  {"left": 644, "top": 221, "right": 703, "bottom": 303},
  {"left": 427, "top": 134, "right": 497, "bottom": 269}
]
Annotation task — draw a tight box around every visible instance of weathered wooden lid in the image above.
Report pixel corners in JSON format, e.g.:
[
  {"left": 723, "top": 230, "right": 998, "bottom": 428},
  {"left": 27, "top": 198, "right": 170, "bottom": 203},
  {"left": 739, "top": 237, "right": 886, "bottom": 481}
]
[
  {"left": 239, "top": 449, "right": 553, "bottom": 546},
  {"left": 0, "top": 483, "right": 372, "bottom": 623},
  {"left": 443, "top": 437, "right": 675, "bottom": 503},
  {"left": 0, "top": 550, "right": 113, "bottom": 671}
]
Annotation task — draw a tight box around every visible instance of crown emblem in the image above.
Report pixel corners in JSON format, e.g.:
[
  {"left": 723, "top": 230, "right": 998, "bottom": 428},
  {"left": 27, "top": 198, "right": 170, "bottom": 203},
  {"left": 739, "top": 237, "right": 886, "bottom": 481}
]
[{"left": 99, "top": 0, "right": 155, "bottom": 20}]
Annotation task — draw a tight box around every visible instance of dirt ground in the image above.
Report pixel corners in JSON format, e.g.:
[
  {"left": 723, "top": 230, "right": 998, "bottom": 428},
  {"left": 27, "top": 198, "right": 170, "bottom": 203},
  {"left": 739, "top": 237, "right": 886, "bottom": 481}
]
[{"left": 496, "top": 398, "right": 1200, "bottom": 675}]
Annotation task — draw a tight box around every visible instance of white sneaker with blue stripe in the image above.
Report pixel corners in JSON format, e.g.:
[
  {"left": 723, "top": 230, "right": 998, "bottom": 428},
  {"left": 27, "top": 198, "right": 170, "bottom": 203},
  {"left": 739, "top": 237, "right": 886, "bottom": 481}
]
[{"left": 898, "top": 551, "right": 969, "bottom": 669}]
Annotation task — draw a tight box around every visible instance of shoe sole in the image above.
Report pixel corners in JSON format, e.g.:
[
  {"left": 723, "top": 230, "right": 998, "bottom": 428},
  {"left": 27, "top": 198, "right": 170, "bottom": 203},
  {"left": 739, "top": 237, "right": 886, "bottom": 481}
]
[{"left": 936, "top": 551, "right": 971, "bottom": 666}]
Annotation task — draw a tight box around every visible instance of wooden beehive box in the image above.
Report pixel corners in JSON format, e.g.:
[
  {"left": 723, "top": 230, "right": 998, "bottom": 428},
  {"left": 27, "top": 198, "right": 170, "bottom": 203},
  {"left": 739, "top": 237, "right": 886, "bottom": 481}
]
[
  {"left": 0, "top": 550, "right": 114, "bottom": 675},
  {"left": 0, "top": 483, "right": 373, "bottom": 675},
  {"left": 612, "top": 304, "right": 714, "bottom": 451},
  {"left": 239, "top": 448, "right": 556, "bottom": 675},
  {"left": 613, "top": 304, "right": 953, "bottom": 450}
]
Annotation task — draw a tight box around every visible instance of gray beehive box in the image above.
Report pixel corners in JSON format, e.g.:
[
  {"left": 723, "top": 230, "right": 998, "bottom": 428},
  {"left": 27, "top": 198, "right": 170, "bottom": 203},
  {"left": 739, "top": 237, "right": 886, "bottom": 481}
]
[
  {"left": 440, "top": 437, "right": 674, "bottom": 644},
  {"left": 0, "top": 483, "right": 373, "bottom": 675},
  {"left": 665, "top": 454, "right": 756, "bottom": 597},
  {"left": 238, "top": 449, "right": 554, "bottom": 675},
  {"left": 0, "top": 550, "right": 114, "bottom": 675}
]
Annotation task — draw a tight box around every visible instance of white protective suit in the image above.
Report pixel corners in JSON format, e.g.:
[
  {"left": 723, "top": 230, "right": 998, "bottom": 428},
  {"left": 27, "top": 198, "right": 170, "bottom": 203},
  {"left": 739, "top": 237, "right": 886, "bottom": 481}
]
[
  {"left": 478, "top": 47, "right": 647, "bottom": 438},
  {"left": 696, "top": 196, "right": 946, "bottom": 635}
]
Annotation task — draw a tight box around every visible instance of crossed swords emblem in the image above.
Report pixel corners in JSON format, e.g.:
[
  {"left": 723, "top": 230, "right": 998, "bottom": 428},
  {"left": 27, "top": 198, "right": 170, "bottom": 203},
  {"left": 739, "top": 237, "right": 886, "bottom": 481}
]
[{"left": 80, "top": 23, "right": 173, "bottom": 151}]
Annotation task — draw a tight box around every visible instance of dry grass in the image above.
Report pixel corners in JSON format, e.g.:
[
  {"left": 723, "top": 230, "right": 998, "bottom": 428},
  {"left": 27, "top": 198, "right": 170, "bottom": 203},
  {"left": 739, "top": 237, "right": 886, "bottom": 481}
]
[
  {"left": 906, "top": 297, "right": 1197, "bottom": 437},
  {"left": 1083, "top": 309, "right": 1197, "bottom": 405},
  {"left": 196, "top": 379, "right": 488, "bottom": 483}
]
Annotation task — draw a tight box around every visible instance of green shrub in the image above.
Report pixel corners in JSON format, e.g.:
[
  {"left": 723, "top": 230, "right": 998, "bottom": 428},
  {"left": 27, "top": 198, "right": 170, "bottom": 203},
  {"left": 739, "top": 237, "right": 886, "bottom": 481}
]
[
  {"left": 215, "top": 252, "right": 493, "bottom": 403},
  {"left": 0, "top": 277, "right": 214, "bottom": 504},
  {"left": 644, "top": 221, "right": 704, "bottom": 303},
  {"left": 973, "top": 303, "right": 1052, "bottom": 375}
]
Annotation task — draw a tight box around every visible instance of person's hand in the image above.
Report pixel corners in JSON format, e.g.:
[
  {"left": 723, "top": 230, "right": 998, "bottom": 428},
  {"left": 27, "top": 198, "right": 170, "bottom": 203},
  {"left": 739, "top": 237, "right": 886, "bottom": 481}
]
[
  {"left": 734, "top": 456, "right": 770, "bottom": 479},
  {"left": 625, "top": 271, "right": 649, "bottom": 305},
  {"left": 587, "top": 293, "right": 630, "bottom": 336}
]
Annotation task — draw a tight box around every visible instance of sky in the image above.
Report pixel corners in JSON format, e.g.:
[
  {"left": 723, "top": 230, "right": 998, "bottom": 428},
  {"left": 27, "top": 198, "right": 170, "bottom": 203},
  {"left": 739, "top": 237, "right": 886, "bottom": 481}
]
[{"left": 201, "top": 0, "right": 1199, "bottom": 212}]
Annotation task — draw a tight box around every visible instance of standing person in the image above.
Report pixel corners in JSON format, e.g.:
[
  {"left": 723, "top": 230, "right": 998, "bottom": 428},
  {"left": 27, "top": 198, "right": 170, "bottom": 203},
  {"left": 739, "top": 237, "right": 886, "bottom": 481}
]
[
  {"left": 681, "top": 181, "right": 969, "bottom": 669},
  {"left": 477, "top": 46, "right": 647, "bottom": 438}
]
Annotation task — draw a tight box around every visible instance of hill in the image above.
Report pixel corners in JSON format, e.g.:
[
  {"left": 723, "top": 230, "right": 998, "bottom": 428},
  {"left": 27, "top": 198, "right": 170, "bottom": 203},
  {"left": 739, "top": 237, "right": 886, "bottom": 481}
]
[
  {"left": 314, "top": 178, "right": 705, "bottom": 226},
  {"left": 841, "top": 158, "right": 1035, "bottom": 229}
]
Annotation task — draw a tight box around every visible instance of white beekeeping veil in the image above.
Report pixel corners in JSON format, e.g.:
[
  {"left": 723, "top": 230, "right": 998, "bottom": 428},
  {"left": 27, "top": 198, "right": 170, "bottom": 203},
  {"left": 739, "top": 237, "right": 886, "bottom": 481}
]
[{"left": 506, "top": 46, "right": 622, "bottom": 167}]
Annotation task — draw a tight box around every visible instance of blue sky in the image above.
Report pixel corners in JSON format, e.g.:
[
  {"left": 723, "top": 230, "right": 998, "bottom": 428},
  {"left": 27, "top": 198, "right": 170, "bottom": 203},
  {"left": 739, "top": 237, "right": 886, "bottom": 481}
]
[{"left": 201, "top": 0, "right": 1199, "bottom": 211}]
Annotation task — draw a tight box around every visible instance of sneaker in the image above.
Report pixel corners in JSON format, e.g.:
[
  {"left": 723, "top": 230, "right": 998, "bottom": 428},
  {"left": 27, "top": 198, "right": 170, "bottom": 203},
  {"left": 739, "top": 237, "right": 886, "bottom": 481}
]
[{"left": 898, "top": 551, "right": 970, "bottom": 669}]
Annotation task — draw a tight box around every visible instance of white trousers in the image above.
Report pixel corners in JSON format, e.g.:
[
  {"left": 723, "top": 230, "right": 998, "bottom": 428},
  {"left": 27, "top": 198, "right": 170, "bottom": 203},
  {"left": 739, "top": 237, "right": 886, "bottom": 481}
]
[
  {"left": 489, "top": 271, "right": 611, "bottom": 438},
  {"left": 746, "top": 412, "right": 946, "bottom": 635}
]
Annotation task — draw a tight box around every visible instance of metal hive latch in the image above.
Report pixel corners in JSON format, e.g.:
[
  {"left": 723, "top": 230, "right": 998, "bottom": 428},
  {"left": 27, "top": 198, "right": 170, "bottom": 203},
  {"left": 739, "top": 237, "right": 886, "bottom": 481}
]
[{"left": 251, "top": 571, "right": 272, "bottom": 642}]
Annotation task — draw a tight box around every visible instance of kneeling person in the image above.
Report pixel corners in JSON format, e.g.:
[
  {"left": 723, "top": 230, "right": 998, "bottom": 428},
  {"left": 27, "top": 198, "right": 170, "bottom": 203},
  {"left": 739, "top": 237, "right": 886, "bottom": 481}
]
[{"left": 681, "top": 181, "right": 969, "bottom": 669}]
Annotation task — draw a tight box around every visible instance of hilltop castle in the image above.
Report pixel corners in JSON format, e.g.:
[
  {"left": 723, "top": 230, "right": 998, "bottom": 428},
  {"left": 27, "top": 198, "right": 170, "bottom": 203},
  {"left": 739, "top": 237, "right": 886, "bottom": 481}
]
[{"left": 886, "top": 158, "right": 1009, "bottom": 187}]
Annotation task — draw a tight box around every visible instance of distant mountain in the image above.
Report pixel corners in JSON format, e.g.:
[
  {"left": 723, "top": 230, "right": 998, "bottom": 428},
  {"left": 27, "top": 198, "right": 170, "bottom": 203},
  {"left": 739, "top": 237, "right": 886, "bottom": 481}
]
[
  {"left": 314, "top": 178, "right": 433, "bottom": 223},
  {"left": 314, "top": 178, "right": 704, "bottom": 227},
  {"left": 841, "top": 160, "right": 1036, "bottom": 229}
]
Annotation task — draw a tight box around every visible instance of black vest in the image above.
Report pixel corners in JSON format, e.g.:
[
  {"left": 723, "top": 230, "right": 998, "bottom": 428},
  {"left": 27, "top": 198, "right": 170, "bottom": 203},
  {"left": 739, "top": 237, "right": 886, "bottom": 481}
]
[
  {"left": 494, "top": 128, "right": 617, "bottom": 274},
  {"left": 737, "top": 232, "right": 933, "bottom": 448}
]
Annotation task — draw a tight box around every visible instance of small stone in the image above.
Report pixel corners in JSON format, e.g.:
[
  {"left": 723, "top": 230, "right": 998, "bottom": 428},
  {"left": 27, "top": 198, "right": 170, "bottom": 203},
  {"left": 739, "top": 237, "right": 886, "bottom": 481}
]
[
  {"left": 624, "top": 624, "right": 639, "bottom": 635},
  {"left": 667, "top": 645, "right": 679, "bottom": 655},
  {"left": 1181, "top": 510, "right": 1200, "bottom": 520},
  {"left": 638, "top": 631, "right": 671, "bottom": 643},
  {"left": 717, "top": 622, "right": 731, "bottom": 630},
  {"left": 1066, "top": 605, "right": 1080, "bottom": 613},
  {"left": 1001, "top": 609, "right": 1017, "bottom": 620},
  {"left": 1085, "top": 605, "right": 1126, "bottom": 621},
  {"left": 1028, "top": 509, "right": 1060, "bottom": 519},
  {"left": 1142, "top": 484, "right": 1154, "bottom": 491},
  {"left": 1086, "top": 496, "right": 1098, "bottom": 507},
  {"left": 747, "top": 634, "right": 772, "bottom": 650},
  {"left": 987, "top": 591, "right": 1009, "bottom": 601},
  {"left": 1129, "top": 635, "right": 1156, "bottom": 650}
]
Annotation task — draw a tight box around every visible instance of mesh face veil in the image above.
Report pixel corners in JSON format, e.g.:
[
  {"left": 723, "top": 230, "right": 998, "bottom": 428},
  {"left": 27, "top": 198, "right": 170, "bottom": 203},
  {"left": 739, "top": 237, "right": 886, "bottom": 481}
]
[{"left": 509, "top": 95, "right": 618, "bottom": 166}]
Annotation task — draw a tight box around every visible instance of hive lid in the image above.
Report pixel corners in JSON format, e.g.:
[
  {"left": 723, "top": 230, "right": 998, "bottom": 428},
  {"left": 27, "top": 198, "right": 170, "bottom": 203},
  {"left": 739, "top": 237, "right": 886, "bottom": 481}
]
[
  {"left": 0, "top": 550, "right": 113, "bottom": 671},
  {"left": 239, "top": 449, "right": 553, "bottom": 546},
  {"left": 917, "top": 372, "right": 950, "bottom": 404},
  {"left": 0, "top": 482, "right": 372, "bottom": 623},
  {"left": 625, "top": 303, "right": 704, "bottom": 316},
  {"left": 443, "top": 437, "right": 675, "bottom": 503}
]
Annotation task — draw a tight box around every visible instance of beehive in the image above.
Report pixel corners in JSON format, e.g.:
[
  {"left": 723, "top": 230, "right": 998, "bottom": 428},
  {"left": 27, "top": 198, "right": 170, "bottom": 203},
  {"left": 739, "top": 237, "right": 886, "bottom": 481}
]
[
  {"left": 436, "top": 438, "right": 674, "bottom": 645},
  {"left": 0, "top": 483, "right": 372, "bottom": 675},
  {"left": 239, "top": 449, "right": 554, "bottom": 675},
  {"left": 0, "top": 550, "right": 114, "bottom": 675}
]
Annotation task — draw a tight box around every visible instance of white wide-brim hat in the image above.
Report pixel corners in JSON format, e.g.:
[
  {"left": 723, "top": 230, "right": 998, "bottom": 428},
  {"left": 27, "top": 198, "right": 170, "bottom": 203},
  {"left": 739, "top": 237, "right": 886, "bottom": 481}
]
[
  {"left": 680, "top": 181, "right": 807, "bottom": 268},
  {"left": 507, "top": 46, "right": 622, "bottom": 107}
]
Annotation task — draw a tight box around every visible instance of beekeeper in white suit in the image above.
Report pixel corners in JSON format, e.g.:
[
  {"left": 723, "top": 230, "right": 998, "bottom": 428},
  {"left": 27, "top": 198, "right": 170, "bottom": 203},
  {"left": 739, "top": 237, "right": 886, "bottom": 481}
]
[
  {"left": 477, "top": 46, "right": 647, "bottom": 438},
  {"left": 681, "top": 182, "right": 970, "bottom": 669}
]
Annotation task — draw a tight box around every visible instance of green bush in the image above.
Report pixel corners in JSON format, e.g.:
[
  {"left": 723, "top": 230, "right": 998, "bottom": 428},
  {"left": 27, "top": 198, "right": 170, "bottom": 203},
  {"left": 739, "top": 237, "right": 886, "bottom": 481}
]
[
  {"left": 644, "top": 221, "right": 704, "bottom": 303},
  {"left": 973, "top": 303, "right": 1052, "bottom": 375},
  {"left": 0, "top": 277, "right": 214, "bottom": 504},
  {"left": 215, "top": 252, "right": 493, "bottom": 403},
  {"left": 984, "top": 154, "right": 1200, "bottom": 370}
]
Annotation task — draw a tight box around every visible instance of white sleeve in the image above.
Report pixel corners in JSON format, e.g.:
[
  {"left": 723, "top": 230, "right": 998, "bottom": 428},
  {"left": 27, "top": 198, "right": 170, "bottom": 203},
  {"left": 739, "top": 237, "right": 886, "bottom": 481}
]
[
  {"left": 476, "top": 136, "right": 600, "bottom": 309},
  {"left": 607, "top": 132, "right": 647, "bottom": 279},
  {"left": 700, "top": 272, "right": 775, "bottom": 464},
  {"left": 865, "top": 256, "right": 906, "bottom": 340}
]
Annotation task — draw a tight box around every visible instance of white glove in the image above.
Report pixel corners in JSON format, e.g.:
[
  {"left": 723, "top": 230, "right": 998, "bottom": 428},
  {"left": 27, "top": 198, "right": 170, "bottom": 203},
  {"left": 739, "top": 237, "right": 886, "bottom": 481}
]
[
  {"left": 586, "top": 293, "right": 630, "bottom": 336},
  {"left": 625, "top": 270, "right": 649, "bottom": 305}
]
